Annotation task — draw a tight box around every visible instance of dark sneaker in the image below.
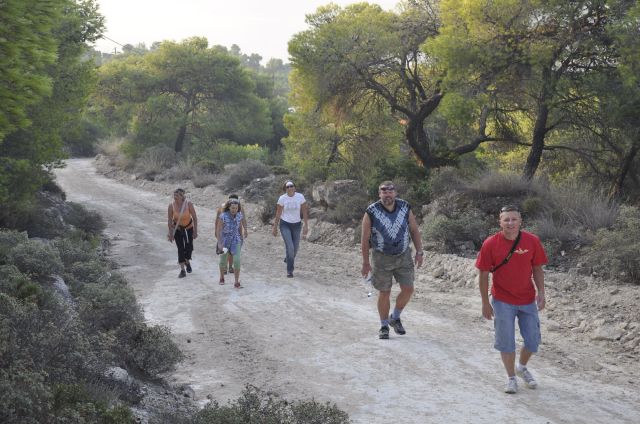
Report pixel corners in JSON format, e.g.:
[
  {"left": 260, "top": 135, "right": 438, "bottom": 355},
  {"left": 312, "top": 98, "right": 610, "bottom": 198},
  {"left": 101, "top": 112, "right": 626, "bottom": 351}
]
[
  {"left": 378, "top": 325, "right": 390, "bottom": 339},
  {"left": 186, "top": 263, "right": 192, "bottom": 273},
  {"left": 178, "top": 269, "right": 186, "bottom": 278},
  {"left": 389, "top": 315, "right": 406, "bottom": 335},
  {"left": 287, "top": 272, "right": 293, "bottom": 278},
  {"left": 228, "top": 266, "right": 235, "bottom": 274}
]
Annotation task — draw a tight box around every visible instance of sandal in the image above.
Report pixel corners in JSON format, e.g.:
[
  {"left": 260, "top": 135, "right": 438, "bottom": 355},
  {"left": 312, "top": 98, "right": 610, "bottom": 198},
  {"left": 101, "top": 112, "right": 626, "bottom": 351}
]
[
  {"left": 219, "top": 277, "right": 225, "bottom": 285},
  {"left": 228, "top": 266, "right": 235, "bottom": 274},
  {"left": 234, "top": 282, "right": 243, "bottom": 289}
]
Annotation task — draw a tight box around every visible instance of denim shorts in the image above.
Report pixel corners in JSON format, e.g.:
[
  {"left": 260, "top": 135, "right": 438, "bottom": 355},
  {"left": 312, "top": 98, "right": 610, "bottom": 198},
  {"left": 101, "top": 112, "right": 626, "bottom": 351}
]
[{"left": 491, "top": 298, "right": 541, "bottom": 353}]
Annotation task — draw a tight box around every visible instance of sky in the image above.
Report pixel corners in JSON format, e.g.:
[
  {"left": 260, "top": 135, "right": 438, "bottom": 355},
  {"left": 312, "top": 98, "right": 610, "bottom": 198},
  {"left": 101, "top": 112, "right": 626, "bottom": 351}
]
[{"left": 93, "top": 0, "right": 400, "bottom": 63}]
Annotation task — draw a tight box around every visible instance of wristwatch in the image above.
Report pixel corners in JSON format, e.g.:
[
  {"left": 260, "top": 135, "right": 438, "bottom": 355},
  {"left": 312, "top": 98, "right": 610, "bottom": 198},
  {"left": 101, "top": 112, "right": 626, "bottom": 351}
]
[{"left": 416, "top": 251, "right": 424, "bottom": 256}]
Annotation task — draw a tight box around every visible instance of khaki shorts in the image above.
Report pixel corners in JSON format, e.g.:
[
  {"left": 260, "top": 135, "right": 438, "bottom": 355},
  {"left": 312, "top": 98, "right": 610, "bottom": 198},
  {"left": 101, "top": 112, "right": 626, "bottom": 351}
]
[{"left": 371, "top": 249, "right": 415, "bottom": 291}]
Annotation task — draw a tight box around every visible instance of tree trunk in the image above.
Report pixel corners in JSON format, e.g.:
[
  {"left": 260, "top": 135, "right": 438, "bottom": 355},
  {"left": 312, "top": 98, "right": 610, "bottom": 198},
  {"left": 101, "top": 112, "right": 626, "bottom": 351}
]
[
  {"left": 608, "top": 140, "right": 639, "bottom": 200},
  {"left": 405, "top": 121, "right": 431, "bottom": 168},
  {"left": 523, "top": 103, "right": 549, "bottom": 181},
  {"left": 174, "top": 123, "right": 187, "bottom": 153},
  {"left": 404, "top": 92, "right": 445, "bottom": 171}
]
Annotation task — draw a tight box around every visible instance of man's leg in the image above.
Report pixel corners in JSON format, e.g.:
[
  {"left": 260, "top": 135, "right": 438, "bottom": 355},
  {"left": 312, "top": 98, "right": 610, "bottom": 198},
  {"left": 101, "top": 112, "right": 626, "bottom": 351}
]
[
  {"left": 394, "top": 284, "right": 414, "bottom": 310},
  {"left": 500, "top": 351, "right": 516, "bottom": 377},
  {"left": 519, "top": 347, "right": 534, "bottom": 367},
  {"left": 516, "top": 303, "right": 541, "bottom": 388},
  {"left": 492, "top": 299, "right": 518, "bottom": 393},
  {"left": 377, "top": 290, "right": 391, "bottom": 322}
]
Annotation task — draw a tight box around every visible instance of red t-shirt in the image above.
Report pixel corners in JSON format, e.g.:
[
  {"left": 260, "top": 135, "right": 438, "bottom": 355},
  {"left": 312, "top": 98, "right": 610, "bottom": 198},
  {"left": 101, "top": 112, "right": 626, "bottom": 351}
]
[{"left": 475, "top": 230, "right": 548, "bottom": 305}]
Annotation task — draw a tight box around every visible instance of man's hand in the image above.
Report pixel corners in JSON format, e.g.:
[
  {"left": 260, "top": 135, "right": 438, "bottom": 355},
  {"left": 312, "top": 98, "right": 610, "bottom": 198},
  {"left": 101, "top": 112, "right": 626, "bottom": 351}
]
[
  {"left": 361, "top": 262, "right": 371, "bottom": 278},
  {"left": 482, "top": 302, "right": 494, "bottom": 320},
  {"left": 192, "top": 230, "right": 198, "bottom": 240},
  {"left": 536, "top": 293, "right": 546, "bottom": 311},
  {"left": 167, "top": 233, "right": 174, "bottom": 242},
  {"left": 415, "top": 252, "right": 424, "bottom": 268},
  {"left": 272, "top": 226, "right": 277, "bottom": 237}
]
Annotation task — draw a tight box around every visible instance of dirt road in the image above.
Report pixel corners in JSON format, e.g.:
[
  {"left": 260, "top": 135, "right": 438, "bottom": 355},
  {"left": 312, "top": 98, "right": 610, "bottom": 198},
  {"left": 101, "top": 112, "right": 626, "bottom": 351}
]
[{"left": 55, "top": 158, "right": 640, "bottom": 423}]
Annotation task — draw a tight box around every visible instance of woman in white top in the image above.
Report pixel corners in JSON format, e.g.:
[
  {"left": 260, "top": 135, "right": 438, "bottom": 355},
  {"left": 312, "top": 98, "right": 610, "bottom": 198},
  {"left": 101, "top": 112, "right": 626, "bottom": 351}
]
[{"left": 272, "top": 180, "right": 309, "bottom": 277}]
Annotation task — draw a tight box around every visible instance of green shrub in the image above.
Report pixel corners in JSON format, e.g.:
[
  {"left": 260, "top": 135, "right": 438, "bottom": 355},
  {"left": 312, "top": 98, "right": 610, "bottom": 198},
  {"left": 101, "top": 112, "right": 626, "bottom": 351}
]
[
  {"left": 324, "top": 192, "right": 370, "bottom": 224},
  {"left": 165, "top": 161, "right": 196, "bottom": 181},
  {"left": 224, "top": 159, "right": 271, "bottom": 192},
  {"left": 212, "top": 142, "right": 268, "bottom": 165},
  {"left": 521, "top": 196, "right": 545, "bottom": 216},
  {"left": 8, "top": 240, "right": 63, "bottom": 280},
  {"left": 0, "top": 365, "right": 51, "bottom": 424},
  {"left": 193, "top": 385, "right": 350, "bottom": 424},
  {"left": 421, "top": 208, "right": 490, "bottom": 253},
  {"left": 123, "top": 323, "right": 183, "bottom": 377},
  {"left": 588, "top": 205, "right": 640, "bottom": 284},
  {"left": 69, "top": 261, "right": 111, "bottom": 286},
  {"left": 270, "top": 165, "right": 289, "bottom": 175},
  {"left": 548, "top": 183, "right": 618, "bottom": 231},
  {"left": 192, "top": 172, "right": 218, "bottom": 188},
  {"left": 78, "top": 283, "right": 141, "bottom": 331},
  {"left": 54, "top": 237, "right": 96, "bottom": 268},
  {"left": 0, "top": 230, "right": 29, "bottom": 264},
  {"left": 64, "top": 202, "right": 106, "bottom": 235},
  {"left": 134, "top": 145, "right": 176, "bottom": 180},
  {"left": 463, "top": 171, "right": 534, "bottom": 198}
]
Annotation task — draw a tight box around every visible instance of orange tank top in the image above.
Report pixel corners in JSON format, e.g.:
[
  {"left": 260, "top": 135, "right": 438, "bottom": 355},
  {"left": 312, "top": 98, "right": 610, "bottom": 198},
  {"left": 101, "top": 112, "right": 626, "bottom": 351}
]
[{"left": 172, "top": 201, "right": 192, "bottom": 227}]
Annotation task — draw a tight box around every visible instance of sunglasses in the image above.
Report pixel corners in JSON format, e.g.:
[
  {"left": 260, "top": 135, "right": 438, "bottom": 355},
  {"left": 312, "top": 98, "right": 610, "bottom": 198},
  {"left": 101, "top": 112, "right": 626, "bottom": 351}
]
[
  {"left": 379, "top": 185, "right": 395, "bottom": 191},
  {"left": 500, "top": 205, "right": 520, "bottom": 213},
  {"left": 228, "top": 199, "right": 240, "bottom": 204},
  {"left": 286, "top": 184, "right": 295, "bottom": 188}
]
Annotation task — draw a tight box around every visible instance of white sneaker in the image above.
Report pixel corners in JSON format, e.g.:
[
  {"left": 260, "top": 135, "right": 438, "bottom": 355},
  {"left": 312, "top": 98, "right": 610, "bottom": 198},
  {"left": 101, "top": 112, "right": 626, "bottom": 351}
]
[
  {"left": 504, "top": 377, "right": 518, "bottom": 394},
  {"left": 517, "top": 366, "right": 538, "bottom": 389}
]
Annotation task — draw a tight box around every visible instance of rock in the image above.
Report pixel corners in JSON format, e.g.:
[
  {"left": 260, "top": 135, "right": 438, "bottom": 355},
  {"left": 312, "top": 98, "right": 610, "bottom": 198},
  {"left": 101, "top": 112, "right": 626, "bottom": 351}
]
[
  {"left": 591, "top": 325, "right": 624, "bottom": 341},
  {"left": 545, "top": 320, "right": 562, "bottom": 331},
  {"left": 432, "top": 267, "right": 445, "bottom": 278},
  {"left": 311, "top": 180, "right": 364, "bottom": 209},
  {"left": 105, "top": 366, "right": 133, "bottom": 385}
]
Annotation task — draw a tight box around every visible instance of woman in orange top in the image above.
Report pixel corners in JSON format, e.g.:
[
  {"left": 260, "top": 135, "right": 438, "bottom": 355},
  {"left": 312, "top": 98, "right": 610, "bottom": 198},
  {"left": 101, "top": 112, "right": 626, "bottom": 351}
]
[{"left": 167, "top": 188, "right": 198, "bottom": 278}]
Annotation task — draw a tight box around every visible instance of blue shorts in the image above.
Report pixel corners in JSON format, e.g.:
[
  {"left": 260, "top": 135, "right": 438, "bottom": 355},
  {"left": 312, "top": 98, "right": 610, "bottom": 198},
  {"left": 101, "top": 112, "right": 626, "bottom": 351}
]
[{"left": 491, "top": 298, "right": 541, "bottom": 353}]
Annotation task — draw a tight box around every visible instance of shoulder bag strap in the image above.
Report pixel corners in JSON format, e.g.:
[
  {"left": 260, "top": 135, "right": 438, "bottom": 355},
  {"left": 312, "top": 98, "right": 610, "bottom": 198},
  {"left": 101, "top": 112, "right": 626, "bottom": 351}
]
[{"left": 490, "top": 231, "right": 521, "bottom": 273}]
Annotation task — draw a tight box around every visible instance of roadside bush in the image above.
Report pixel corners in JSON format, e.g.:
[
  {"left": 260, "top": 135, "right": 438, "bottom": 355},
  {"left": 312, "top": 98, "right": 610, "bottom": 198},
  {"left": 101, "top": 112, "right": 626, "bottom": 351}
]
[
  {"left": 77, "top": 283, "right": 141, "bottom": 331},
  {"left": 68, "top": 261, "right": 111, "bottom": 286},
  {"left": 587, "top": 205, "right": 640, "bottom": 284},
  {"left": 324, "top": 192, "right": 370, "bottom": 224},
  {"left": 54, "top": 236, "right": 97, "bottom": 268},
  {"left": 192, "top": 171, "right": 218, "bottom": 188},
  {"left": 64, "top": 202, "right": 106, "bottom": 235},
  {"left": 212, "top": 142, "right": 268, "bottom": 165},
  {"left": 0, "top": 265, "right": 43, "bottom": 303},
  {"left": 164, "top": 161, "right": 196, "bottom": 181},
  {"left": 120, "top": 323, "right": 183, "bottom": 377},
  {"left": 463, "top": 171, "right": 535, "bottom": 199},
  {"left": 548, "top": 183, "right": 618, "bottom": 231},
  {"left": 421, "top": 208, "right": 490, "bottom": 253},
  {"left": 8, "top": 239, "right": 63, "bottom": 281},
  {"left": 0, "top": 365, "right": 51, "bottom": 424},
  {"left": 224, "top": 159, "right": 271, "bottom": 192},
  {"left": 135, "top": 145, "right": 176, "bottom": 180},
  {"left": 0, "top": 230, "right": 29, "bottom": 263},
  {"left": 193, "top": 385, "right": 350, "bottom": 424}
]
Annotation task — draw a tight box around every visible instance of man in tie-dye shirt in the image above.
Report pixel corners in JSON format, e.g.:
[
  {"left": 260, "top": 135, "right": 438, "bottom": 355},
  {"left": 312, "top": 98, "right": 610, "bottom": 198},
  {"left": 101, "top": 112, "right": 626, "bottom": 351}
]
[{"left": 361, "top": 181, "right": 424, "bottom": 339}]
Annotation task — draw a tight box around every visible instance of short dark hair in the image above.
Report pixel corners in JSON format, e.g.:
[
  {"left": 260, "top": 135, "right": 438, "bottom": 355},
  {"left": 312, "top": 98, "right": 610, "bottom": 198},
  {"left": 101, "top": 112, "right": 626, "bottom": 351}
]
[{"left": 228, "top": 194, "right": 239, "bottom": 199}]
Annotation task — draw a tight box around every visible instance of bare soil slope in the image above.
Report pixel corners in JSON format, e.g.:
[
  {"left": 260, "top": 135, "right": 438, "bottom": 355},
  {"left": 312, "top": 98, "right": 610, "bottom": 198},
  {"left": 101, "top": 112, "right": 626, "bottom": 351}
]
[{"left": 54, "top": 158, "right": 640, "bottom": 424}]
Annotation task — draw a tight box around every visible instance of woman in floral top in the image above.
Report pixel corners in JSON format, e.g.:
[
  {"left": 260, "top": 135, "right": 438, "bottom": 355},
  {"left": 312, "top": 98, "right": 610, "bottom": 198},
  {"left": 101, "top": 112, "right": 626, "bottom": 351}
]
[{"left": 215, "top": 199, "right": 247, "bottom": 287}]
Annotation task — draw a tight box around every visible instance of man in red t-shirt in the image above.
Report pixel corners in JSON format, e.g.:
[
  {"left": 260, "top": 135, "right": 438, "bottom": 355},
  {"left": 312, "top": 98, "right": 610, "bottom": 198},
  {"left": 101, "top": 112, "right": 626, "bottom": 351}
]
[{"left": 476, "top": 205, "right": 547, "bottom": 394}]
